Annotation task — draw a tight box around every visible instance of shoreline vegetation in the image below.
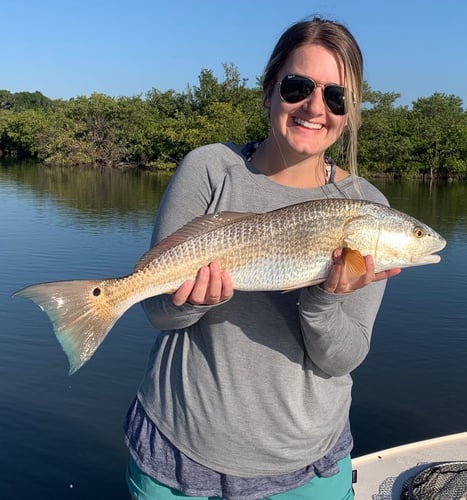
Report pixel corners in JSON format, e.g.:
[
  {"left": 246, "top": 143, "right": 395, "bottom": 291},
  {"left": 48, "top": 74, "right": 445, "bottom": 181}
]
[{"left": 1, "top": 64, "right": 466, "bottom": 181}]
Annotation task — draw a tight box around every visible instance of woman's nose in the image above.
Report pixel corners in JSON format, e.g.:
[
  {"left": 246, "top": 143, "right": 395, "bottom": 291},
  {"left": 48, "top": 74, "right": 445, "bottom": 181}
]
[{"left": 301, "top": 87, "right": 326, "bottom": 114}]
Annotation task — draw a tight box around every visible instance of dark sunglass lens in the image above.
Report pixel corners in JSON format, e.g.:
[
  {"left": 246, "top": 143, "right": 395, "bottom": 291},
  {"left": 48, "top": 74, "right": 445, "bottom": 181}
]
[
  {"left": 324, "top": 86, "right": 346, "bottom": 115},
  {"left": 280, "top": 76, "right": 315, "bottom": 103}
]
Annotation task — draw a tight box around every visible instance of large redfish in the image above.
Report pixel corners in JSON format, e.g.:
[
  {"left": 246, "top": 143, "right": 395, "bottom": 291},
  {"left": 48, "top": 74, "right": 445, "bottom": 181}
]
[{"left": 13, "top": 199, "right": 446, "bottom": 374}]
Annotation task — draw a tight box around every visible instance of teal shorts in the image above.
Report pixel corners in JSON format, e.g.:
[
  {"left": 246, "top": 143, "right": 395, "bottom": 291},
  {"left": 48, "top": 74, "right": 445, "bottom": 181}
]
[{"left": 126, "top": 455, "right": 354, "bottom": 500}]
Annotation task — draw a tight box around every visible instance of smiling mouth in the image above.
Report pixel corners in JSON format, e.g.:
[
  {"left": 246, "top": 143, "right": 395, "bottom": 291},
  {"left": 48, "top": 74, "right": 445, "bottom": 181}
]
[{"left": 294, "top": 117, "right": 323, "bottom": 130}]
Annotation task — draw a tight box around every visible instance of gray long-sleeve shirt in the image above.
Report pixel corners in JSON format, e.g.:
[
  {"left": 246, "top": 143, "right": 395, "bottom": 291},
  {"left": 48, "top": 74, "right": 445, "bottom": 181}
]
[{"left": 137, "top": 142, "right": 388, "bottom": 477}]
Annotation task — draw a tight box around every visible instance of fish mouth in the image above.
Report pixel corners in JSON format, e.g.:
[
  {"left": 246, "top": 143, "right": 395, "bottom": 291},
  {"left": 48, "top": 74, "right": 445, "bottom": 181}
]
[
  {"left": 410, "top": 238, "right": 446, "bottom": 266},
  {"left": 410, "top": 254, "right": 442, "bottom": 265}
]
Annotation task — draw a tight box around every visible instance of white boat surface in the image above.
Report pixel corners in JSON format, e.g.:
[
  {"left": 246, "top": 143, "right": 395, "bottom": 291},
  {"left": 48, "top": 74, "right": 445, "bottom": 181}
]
[{"left": 352, "top": 431, "right": 467, "bottom": 499}]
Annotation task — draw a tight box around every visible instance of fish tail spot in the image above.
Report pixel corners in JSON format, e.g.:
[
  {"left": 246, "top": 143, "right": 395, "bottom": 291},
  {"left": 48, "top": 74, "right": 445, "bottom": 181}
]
[{"left": 13, "top": 279, "right": 123, "bottom": 374}]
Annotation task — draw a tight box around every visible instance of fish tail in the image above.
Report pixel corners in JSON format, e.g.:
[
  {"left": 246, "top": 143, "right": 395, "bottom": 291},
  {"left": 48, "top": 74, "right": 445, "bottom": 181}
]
[{"left": 13, "top": 279, "right": 123, "bottom": 374}]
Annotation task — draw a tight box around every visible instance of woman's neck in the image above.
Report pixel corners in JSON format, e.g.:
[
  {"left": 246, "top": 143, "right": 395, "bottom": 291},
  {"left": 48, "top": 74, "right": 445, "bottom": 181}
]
[{"left": 251, "top": 137, "right": 328, "bottom": 189}]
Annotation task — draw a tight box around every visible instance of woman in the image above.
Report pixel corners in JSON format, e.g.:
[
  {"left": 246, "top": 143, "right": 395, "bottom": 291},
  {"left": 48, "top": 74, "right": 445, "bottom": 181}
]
[{"left": 124, "top": 17, "right": 400, "bottom": 500}]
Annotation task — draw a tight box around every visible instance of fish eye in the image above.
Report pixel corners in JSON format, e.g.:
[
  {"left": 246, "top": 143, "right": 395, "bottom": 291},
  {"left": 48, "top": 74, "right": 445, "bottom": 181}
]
[{"left": 413, "top": 227, "right": 425, "bottom": 238}]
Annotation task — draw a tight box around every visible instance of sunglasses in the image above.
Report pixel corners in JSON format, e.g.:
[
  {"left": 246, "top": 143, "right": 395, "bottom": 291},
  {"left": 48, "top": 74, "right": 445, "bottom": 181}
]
[{"left": 279, "top": 74, "right": 349, "bottom": 115}]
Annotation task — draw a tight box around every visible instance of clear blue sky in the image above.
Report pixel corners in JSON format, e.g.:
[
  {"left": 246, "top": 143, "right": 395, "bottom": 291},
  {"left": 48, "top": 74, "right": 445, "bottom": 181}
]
[{"left": 2, "top": 0, "right": 466, "bottom": 107}]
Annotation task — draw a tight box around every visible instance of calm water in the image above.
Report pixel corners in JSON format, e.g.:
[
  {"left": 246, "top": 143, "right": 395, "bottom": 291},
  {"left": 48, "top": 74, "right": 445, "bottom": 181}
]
[{"left": 1, "top": 163, "right": 466, "bottom": 500}]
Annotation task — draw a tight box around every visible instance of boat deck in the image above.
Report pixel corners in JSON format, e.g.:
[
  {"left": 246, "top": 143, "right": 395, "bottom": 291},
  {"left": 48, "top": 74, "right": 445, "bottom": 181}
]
[{"left": 351, "top": 432, "right": 467, "bottom": 499}]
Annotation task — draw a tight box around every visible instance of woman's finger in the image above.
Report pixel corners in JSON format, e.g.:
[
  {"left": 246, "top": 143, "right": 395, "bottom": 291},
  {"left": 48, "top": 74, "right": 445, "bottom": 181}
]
[{"left": 172, "top": 280, "right": 196, "bottom": 306}]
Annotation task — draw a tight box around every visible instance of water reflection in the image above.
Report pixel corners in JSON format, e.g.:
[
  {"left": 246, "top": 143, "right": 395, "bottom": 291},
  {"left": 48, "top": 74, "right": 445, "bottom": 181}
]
[
  {"left": 373, "top": 178, "right": 467, "bottom": 233},
  {"left": 0, "top": 160, "right": 172, "bottom": 224}
]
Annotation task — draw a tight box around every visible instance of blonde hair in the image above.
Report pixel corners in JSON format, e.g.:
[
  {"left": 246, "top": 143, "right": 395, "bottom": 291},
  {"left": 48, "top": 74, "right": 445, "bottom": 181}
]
[{"left": 262, "top": 17, "right": 363, "bottom": 179}]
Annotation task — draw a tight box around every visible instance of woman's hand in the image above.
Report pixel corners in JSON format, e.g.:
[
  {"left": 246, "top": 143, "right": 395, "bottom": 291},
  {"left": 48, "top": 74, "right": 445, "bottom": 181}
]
[
  {"left": 172, "top": 261, "right": 234, "bottom": 306},
  {"left": 321, "top": 249, "right": 401, "bottom": 294}
]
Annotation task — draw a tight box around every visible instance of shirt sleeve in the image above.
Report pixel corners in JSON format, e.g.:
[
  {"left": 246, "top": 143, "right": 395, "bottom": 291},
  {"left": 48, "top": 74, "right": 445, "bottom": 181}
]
[
  {"left": 141, "top": 148, "right": 222, "bottom": 331},
  {"left": 298, "top": 279, "right": 387, "bottom": 377}
]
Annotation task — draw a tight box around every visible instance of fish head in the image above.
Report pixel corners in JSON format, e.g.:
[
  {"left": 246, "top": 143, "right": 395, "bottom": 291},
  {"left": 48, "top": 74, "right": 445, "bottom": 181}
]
[{"left": 343, "top": 203, "right": 446, "bottom": 272}]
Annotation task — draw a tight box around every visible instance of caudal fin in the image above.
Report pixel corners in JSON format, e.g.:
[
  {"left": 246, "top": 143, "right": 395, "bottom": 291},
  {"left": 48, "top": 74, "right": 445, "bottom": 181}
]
[{"left": 13, "top": 279, "right": 122, "bottom": 374}]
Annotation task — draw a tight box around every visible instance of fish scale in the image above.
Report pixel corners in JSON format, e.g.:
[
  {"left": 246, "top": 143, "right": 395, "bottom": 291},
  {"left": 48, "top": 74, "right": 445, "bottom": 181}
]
[{"left": 13, "top": 198, "right": 446, "bottom": 374}]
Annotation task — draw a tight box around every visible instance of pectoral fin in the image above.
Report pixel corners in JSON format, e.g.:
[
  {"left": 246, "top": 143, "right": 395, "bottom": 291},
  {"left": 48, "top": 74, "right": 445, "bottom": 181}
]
[{"left": 342, "top": 248, "right": 366, "bottom": 279}]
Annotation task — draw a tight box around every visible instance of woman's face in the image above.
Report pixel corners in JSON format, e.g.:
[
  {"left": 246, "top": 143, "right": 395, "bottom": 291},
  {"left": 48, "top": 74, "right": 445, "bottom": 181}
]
[{"left": 267, "top": 44, "right": 348, "bottom": 164}]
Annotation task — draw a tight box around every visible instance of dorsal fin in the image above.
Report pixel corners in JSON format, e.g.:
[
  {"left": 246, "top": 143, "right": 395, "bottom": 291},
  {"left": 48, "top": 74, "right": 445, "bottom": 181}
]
[{"left": 134, "top": 211, "right": 256, "bottom": 271}]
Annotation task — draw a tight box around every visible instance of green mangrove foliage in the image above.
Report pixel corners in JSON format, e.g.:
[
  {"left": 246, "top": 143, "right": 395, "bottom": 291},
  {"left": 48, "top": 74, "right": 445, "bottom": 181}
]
[{"left": 0, "top": 64, "right": 466, "bottom": 178}]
